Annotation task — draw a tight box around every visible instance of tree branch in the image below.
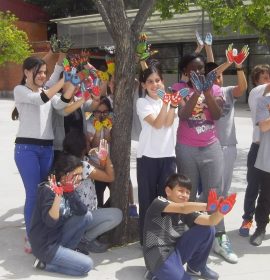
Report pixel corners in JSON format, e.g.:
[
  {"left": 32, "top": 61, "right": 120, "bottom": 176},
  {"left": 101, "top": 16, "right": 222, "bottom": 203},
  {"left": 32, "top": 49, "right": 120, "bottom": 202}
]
[
  {"left": 131, "top": 0, "right": 157, "bottom": 35},
  {"left": 93, "top": 0, "right": 114, "bottom": 36}
]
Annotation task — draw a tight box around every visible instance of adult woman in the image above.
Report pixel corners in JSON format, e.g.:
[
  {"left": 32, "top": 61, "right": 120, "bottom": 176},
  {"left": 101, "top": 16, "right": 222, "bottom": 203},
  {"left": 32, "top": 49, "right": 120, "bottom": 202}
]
[
  {"left": 172, "top": 53, "right": 224, "bottom": 202},
  {"left": 136, "top": 64, "right": 179, "bottom": 244},
  {"left": 14, "top": 56, "right": 74, "bottom": 252},
  {"left": 29, "top": 153, "right": 93, "bottom": 276}
]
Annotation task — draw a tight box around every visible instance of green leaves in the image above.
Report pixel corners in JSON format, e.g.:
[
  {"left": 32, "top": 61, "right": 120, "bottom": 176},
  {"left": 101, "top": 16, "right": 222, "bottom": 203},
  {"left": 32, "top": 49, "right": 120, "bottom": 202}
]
[
  {"left": 155, "top": 0, "right": 270, "bottom": 47},
  {"left": 0, "top": 11, "right": 33, "bottom": 65}
]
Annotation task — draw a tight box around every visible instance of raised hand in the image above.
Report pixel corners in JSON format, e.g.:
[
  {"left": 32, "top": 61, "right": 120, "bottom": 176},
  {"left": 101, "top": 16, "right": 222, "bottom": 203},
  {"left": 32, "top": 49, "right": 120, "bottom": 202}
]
[
  {"left": 207, "top": 189, "right": 219, "bottom": 212},
  {"left": 61, "top": 175, "right": 75, "bottom": 193},
  {"left": 80, "top": 82, "right": 91, "bottom": 101},
  {"left": 195, "top": 30, "right": 204, "bottom": 46},
  {"left": 204, "top": 32, "right": 212, "bottom": 46},
  {"left": 226, "top": 44, "right": 249, "bottom": 65},
  {"left": 48, "top": 175, "right": 63, "bottom": 196},
  {"left": 50, "top": 35, "right": 72, "bottom": 53},
  {"left": 218, "top": 193, "right": 237, "bottom": 215},
  {"left": 190, "top": 71, "right": 204, "bottom": 93},
  {"left": 50, "top": 34, "right": 61, "bottom": 53},
  {"left": 234, "top": 45, "right": 249, "bottom": 66},
  {"left": 59, "top": 35, "right": 73, "bottom": 53},
  {"left": 136, "top": 33, "right": 158, "bottom": 61},
  {"left": 190, "top": 71, "right": 216, "bottom": 94},
  {"left": 179, "top": 88, "right": 190, "bottom": 98},
  {"left": 157, "top": 88, "right": 171, "bottom": 104},
  {"left": 204, "top": 70, "right": 217, "bottom": 91},
  {"left": 98, "top": 139, "right": 109, "bottom": 166}
]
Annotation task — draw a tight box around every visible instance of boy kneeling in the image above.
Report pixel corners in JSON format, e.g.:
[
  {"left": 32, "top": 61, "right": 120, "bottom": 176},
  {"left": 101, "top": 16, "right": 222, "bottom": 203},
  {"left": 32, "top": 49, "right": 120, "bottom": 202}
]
[{"left": 143, "top": 173, "right": 236, "bottom": 280}]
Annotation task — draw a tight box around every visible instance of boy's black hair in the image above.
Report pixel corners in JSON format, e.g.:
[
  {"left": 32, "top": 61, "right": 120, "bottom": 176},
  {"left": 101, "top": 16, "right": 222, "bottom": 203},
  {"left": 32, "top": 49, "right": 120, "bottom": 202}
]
[
  {"left": 165, "top": 173, "right": 192, "bottom": 191},
  {"left": 54, "top": 152, "right": 82, "bottom": 182},
  {"left": 63, "top": 129, "right": 87, "bottom": 158}
]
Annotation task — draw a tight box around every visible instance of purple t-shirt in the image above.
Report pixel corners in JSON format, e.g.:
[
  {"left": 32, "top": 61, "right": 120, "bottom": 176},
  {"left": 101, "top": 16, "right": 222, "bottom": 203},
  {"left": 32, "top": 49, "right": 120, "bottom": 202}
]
[{"left": 173, "top": 82, "right": 223, "bottom": 147}]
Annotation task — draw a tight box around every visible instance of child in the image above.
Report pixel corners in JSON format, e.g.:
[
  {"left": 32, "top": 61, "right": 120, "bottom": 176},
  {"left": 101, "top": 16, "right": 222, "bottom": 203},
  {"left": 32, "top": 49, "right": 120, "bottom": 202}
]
[
  {"left": 136, "top": 63, "right": 180, "bottom": 244},
  {"left": 62, "top": 129, "right": 122, "bottom": 253},
  {"left": 239, "top": 64, "right": 270, "bottom": 236},
  {"left": 29, "top": 153, "right": 93, "bottom": 276},
  {"left": 249, "top": 87, "right": 270, "bottom": 246},
  {"left": 143, "top": 173, "right": 236, "bottom": 280}
]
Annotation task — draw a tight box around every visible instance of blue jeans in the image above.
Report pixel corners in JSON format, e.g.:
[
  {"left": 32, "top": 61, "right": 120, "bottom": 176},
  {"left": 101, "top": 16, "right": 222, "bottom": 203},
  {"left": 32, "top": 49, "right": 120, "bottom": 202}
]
[
  {"left": 154, "top": 225, "right": 215, "bottom": 280},
  {"left": 45, "top": 212, "right": 93, "bottom": 276},
  {"left": 14, "top": 144, "right": 53, "bottom": 235},
  {"left": 84, "top": 207, "right": 122, "bottom": 241}
]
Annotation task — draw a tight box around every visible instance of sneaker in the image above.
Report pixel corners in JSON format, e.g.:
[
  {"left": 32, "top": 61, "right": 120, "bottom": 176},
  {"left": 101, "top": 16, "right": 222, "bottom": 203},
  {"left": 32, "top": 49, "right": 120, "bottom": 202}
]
[
  {"left": 187, "top": 265, "right": 219, "bottom": 280},
  {"left": 24, "top": 237, "right": 32, "bottom": 254},
  {"left": 239, "top": 220, "right": 252, "bottom": 237},
  {"left": 250, "top": 228, "right": 266, "bottom": 246},
  {"left": 129, "top": 204, "right": 139, "bottom": 217},
  {"left": 75, "top": 242, "right": 89, "bottom": 255},
  {"left": 33, "top": 258, "right": 46, "bottom": 270},
  {"left": 213, "top": 234, "right": 238, "bottom": 264},
  {"left": 82, "top": 239, "right": 109, "bottom": 253}
]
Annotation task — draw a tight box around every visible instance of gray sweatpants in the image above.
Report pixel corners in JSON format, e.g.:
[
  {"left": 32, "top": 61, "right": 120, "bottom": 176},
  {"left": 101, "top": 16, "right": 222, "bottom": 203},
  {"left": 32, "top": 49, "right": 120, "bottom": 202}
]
[
  {"left": 221, "top": 145, "right": 237, "bottom": 197},
  {"left": 176, "top": 140, "right": 223, "bottom": 201}
]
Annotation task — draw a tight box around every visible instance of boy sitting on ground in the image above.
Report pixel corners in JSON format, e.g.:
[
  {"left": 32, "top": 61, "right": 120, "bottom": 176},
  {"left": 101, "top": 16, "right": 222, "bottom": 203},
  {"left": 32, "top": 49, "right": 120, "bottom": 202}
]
[{"left": 143, "top": 173, "right": 236, "bottom": 280}]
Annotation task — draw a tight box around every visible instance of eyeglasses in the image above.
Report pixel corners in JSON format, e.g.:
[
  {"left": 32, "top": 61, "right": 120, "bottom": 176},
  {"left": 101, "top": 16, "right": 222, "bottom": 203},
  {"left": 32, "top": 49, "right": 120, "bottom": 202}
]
[{"left": 93, "top": 110, "right": 109, "bottom": 117}]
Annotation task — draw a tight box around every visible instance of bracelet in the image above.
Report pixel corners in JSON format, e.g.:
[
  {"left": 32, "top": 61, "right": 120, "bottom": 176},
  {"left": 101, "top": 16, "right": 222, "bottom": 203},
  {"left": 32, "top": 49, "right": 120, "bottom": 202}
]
[
  {"left": 236, "top": 67, "right": 244, "bottom": 71},
  {"left": 170, "top": 104, "right": 178, "bottom": 109}
]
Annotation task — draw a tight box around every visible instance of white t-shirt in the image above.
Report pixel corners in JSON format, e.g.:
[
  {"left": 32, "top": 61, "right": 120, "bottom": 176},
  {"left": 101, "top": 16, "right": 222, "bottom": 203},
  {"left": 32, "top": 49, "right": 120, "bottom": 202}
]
[
  {"left": 136, "top": 95, "right": 177, "bottom": 158},
  {"left": 248, "top": 84, "right": 268, "bottom": 143}
]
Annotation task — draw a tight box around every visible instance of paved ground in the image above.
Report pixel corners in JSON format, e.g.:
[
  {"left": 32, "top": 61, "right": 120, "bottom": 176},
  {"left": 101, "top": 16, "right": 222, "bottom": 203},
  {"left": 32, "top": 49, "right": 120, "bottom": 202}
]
[{"left": 0, "top": 99, "right": 269, "bottom": 280}]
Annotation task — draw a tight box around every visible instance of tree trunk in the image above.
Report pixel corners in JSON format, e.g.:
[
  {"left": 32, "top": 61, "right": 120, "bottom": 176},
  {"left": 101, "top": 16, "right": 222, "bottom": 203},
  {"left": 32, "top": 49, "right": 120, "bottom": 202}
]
[
  {"left": 93, "top": 0, "right": 157, "bottom": 245},
  {"left": 110, "top": 34, "right": 138, "bottom": 245}
]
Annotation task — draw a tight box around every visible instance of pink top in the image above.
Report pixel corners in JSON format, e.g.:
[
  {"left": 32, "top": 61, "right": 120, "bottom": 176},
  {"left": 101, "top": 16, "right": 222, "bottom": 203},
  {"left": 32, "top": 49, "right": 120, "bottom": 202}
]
[{"left": 173, "top": 82, "right": 223, "bottom": 147}]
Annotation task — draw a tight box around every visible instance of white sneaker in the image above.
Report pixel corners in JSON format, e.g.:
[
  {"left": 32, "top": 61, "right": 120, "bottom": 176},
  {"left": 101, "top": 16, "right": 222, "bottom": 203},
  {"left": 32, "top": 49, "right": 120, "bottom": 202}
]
[{"left": 213, "top": 234, "right": 238, "bottom": 264}]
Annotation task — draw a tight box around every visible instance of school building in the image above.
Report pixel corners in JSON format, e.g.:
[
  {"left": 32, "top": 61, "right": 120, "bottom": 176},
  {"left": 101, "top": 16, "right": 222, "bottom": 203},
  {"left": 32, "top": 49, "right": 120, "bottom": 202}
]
[{"left": 1, "top": 3, "right": 269, "bottom": 101}]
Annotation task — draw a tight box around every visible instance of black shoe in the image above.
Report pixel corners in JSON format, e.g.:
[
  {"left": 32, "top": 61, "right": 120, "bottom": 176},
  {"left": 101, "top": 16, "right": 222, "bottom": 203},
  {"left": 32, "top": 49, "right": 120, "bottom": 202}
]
[
  {"left": 33, "top": 258, "right": 46, "bottom": 270},
  {"left": 187, "top": 265, "right": 219, "bottom": 280},
  {"left": 84, "top": 239, "right": 109, "bottom": 253},
  {"left": 75, "top": 242, "right": 89, "bottom": 255},
  {"left": 250, "top": 228, "right": 266, "bottom": 246},
  {"left": 144, "top": 270, "right": 158, "bottom": 280}
]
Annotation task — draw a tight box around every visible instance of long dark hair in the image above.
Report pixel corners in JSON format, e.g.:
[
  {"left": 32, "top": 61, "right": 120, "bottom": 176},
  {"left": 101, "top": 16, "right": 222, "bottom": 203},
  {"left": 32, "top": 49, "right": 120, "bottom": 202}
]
[{"left": 20, "top": 56, "right": 46, "bottom": 85}]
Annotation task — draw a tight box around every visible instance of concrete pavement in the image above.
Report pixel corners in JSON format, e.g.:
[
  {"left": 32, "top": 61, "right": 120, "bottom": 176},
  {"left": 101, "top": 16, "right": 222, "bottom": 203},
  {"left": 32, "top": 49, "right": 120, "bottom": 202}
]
[{"left": 0, "top": 99, "right": 269, "bottom": 280}]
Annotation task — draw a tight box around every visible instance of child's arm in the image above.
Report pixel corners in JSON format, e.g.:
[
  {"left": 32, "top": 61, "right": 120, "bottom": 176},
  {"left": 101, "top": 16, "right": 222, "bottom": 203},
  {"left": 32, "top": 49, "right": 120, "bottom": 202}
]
[
  {"left": 194, "top": 211, "right": 224, "bottom": 226},
  {"left": 259, "top": 118, "right": 270, "bottom": 132},
  {"left": 144, "top": 103, "right": 170, "bottom": 129},
  {"left": 89, "top": 156, "right": 115, "bottom": 182},
  {"left": 163, "top": 201, "right": 207, "bottom": 214},
  {"left": 232, "top": 63, "right": 248, "bottom": 98},
  {"left": 48, "top": 195, "right": 62, "bottom": 220}
]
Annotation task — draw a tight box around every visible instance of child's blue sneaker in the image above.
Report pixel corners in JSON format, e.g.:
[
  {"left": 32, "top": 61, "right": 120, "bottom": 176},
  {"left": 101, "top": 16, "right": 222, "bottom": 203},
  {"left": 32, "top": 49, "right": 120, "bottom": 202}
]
[
  {"left": 187, "top": 265, "right": 219, "bottom": 280},
  {"left": 129, "top": 204, "right": 139, "bottom": 217},
  {"left": 239, "top": 220, "right": 252, "bottom": 237}
]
